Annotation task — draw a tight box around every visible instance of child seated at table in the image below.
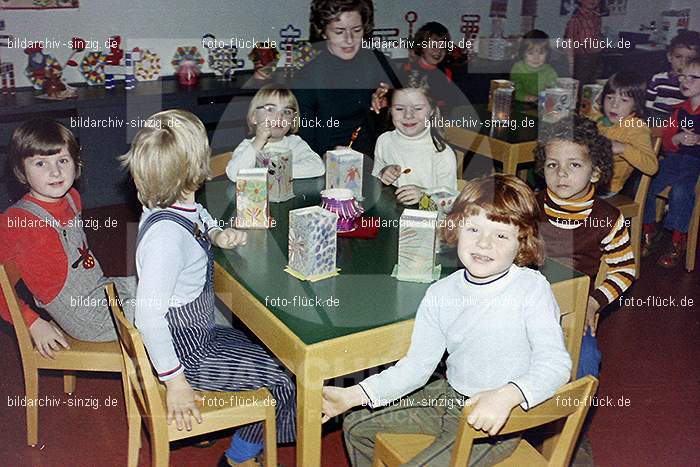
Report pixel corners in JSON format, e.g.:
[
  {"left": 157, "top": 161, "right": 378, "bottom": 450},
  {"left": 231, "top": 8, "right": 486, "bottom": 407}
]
[
  {"left": 373, "top": 75, "right": 457, "bottom": 205},
  {"left": 0, "top": 118, "right": 136, "bottom": 357},
  {"left": 597, "top": 72, "right": 657, "bottom": 196},
  {"left": 226, "top": 83, "right": 324, "bottom": 182},
  {"left": 121, "top": 109, "right": 296, "bottom": 467},
  {"left": 645, "top": 30, "right": 700, "bottom": 120},
  {"left": 642, "top": 56, "right": 700, "bottom": 268},
  {"left": 510, "top": 29, "right": 558, "bottom": 103},
  {"left": 322, "top": 174, "right": 571, "bottom": 467},
  {"left": 535, "top": 115, "right": 635, "bottom": 377}
]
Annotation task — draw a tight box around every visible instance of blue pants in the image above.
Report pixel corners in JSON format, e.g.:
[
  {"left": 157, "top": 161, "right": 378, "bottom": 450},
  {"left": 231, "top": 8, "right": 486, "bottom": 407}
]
[{"left": 643, "top": 153, "right": 700, "bottom": 233}]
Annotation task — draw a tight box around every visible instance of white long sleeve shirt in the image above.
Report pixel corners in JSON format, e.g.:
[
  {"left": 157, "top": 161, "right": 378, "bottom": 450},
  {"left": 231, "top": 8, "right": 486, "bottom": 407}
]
[
  {"left": 226, "top": 134, "right": 325, "bottom": 182},
  {"left": 360, "top": 265, "right": 572, "bottom": 410},
  {"left": 372, "top": 128, "right": 457, "bottom": 192},
  {"left": 134, "top": 203, "right": 222, "bottom": 381}
]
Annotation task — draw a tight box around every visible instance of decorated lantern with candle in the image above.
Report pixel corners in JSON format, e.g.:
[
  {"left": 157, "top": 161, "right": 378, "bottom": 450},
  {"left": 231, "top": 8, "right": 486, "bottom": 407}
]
[
  {"left": 256, "top": 149, "right": 294, "bottom": 202},
  {"left": 286, "top": 206, "right": 338, "bottom": 281},
  {"left": 235, "top": 168, "right": 270, "bottom": 229},
  {"left": 393, "top": 209, "right": 440, "bottom": 282},
  {"left": 325, "top": 148, "right": 363, "bottom": 200}
]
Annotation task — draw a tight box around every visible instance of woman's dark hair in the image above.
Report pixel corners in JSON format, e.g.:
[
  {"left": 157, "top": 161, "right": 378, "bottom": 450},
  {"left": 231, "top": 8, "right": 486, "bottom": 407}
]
[
  {"left": 601, "top": 72, "right": 646, "bottom": 119},
  {"left": 412, "top": 22, "right": 451, "bottom": 55},
  {"left": 519, "top": 29, "right": 550, "bottom": 59},
  {"left": 534, "top": 114, "right": 613, "bottom": 188},
  {"left": 309, "top": 0, "right": 374, "bottom": 42}
]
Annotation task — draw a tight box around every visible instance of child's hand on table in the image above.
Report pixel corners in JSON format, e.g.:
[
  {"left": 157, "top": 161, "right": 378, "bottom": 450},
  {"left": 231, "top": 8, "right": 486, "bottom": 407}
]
[
  {"left": 321, "top": 385, "right": 369, "bottom": 423},
  {"left": 379, "top": 165, "right": 402, "bottom": 185},
  {"left": 395, "top": 185, "right": 424, "bottom": 205},
  {"left": 252, "top": 120, "right": 273, "bottom": 151},
  {"left": 586, "top": 296, "right": 601, "bottom": 336},
  {"left": 211, "top": 228, "right": 247, "bottom": 249},
  {"left": 465, "top": 383, "right": 524, "bottom": 436},
  {"left": 165, "top": 373, "right": 203, "bottom": 431},
  {"left": 29, "top": 318, "right": 69, "bottom": 359}
]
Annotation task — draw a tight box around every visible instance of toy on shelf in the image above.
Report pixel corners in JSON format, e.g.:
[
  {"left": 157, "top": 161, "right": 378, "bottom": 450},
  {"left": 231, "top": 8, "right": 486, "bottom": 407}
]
[
  {"left": 285, "top": 206, "right": 339, "bottom": 282},
  {"left": 371, "top": 28, "right": 400, "bottom": 58},
  {"left": 458, "top": 14, "right": 481, "bottom": 63},
  {"left": 0, "top": 31, "right": 16, "bottom": 95},
  {"left": 404, "top": 11, "right": 418, "bottom": 39},
  {"left": 279, "top": 24, "right": 301, "bottom": 78},
  {"left": 320, "top": 188, "right": 364, "bottom": 233},
  {"left": 249, "top": 42, "right": 280, "bottom": 80},
  {"left": 235, "top": 168, "right": 271, "bottom": 229},
  {"left": 172, "top": 45, "right": 204, "bottom": 87},
  {"left": 202, "top": 33, "right": 244, "bottom": 81},
  {"left": 103, "top": 36, "right": 140, "bottom": 90},
  {"left": 291, "top": 40, "right": 316, "bottom": 71},
  {"left": 256, "top": 149, "right": 294, "bottom": 202},
  {"left": 134, "top": 49, "right": 161, "bottom": 81},
  {"left": 393, "top": 209, "right": 440, "bottom": 283},
  {"left": 325, "top": 148, "right": 363, "bottom": 200},
  {"left": 24, "top": 45, "right": 77, "bottom": 99},
  {"left": 80, "top": 51, "right": 106, "bottom": 85}
]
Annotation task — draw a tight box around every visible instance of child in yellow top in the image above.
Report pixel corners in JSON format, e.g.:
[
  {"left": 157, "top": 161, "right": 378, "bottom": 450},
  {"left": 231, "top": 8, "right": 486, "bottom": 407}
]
[{"left": 596, "top": 72, "right": 658, "bottom": 195}]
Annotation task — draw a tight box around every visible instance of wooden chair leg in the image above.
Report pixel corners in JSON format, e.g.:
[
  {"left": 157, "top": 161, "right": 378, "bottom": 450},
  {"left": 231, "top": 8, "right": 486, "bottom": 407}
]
[
  {"left": 630, "top": 215, "right": 642, "bottom": 278},
  {"left": 24, "top": 365, "right": 39, "bottom": 446},
  {"left": 263, "top": 406, "right": 278, "bottom": 467},
  {"left": 127, "top": 412, "right": 141, "bottom": 467},
  {"left": 686, "top": 205, "right": 699, "bottom": 272},
  {"left": 655, "top": 197, "right": 666, "bottom": 223},
  {"left": 63, "top": 371, "right": 76, "bottom": 394}
]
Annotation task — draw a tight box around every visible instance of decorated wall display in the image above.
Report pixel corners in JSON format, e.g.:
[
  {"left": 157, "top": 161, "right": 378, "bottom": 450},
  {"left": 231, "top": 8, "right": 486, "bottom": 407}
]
[
  {"left": 460, "top": 14, "right": 480, "bottom": 62},
  {"left": 0, "top": 30, "right": 16, "bottom": 95},
  {"left": 249, "top": 43, "right": 280, "bottom": 80},
  {"left": 80, "top": 51, "right": 106, "bottom": 85},
  {"left": 172, "top": 46, "right": 204, "bottom": 86},
  {"left": 103, "top": 36, "right": 140, "bottom": 90},
  {"left": 24, "top": 46, "right": 60, "bottom": 90},
  {"left": 285, "top": 206, "right": 339, "bottom": 281},
  {"left": 235, "top": 168, "right": 270, "bottom": 229},
  {"left": 393, "top": 209, "right": 440, "bottom": 283},
  {"left": 202, "top": 33, "right": 244, "bottom": 80},
  {"left": 134, "top": 49, "right": 161, "bottom": 81},
  {"left": 404, "top": 11, "right": 418, "bottom": 39},
  {"left": 489, "top": 0, "right": 508, "bottom": 18},
  {"left": 256, "top": 149, "right": 294, "bottom": 203},
  {"left": 279, "top": 24, "right": 301, "bottom": 78},
  {"left": 325, "top": 148, "right": 363, "bottom": 200},
  {"left": 1, "top": 0, "right": 78, "bottom": 9}
]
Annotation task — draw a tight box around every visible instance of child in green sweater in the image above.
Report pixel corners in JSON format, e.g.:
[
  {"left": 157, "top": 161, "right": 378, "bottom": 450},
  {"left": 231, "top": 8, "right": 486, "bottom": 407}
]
[{"left": 510, "top": 29, "right": 559, "bottom": 103}]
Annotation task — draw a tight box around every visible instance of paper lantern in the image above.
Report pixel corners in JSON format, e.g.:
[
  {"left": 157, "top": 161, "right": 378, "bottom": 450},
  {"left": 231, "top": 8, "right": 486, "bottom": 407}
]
[
  {"left": 393, "top": 209, "right": 440, "bottom": 282},
  {"left": 539, "top": 88, "right": 571, "bottom": 123},
  {"left": 320, "top": 188, "right": 364, "bottom": 233},
  {"left": 419, "top": 188, "right": 459, "bottom": 253},
  {"left": 235, "top": 168, "right": 270, "bottom": 229},
  {"left": 488, "top": 79, "right": 513, "bottom": 111},
  {"left": 286, "top": 206, "right": 338, "bottom": 281},
  {"left": 325, "top": 148, "right": 364, "bottom": 200},
  {"left": 256, "top": 150, "right": 294, "bottom": 202},
  {"left": 492, "top": 86, "right": 514, "bottom": 122},
  {"left": 581, "top": 84, "right": 603, "bottom": 117},
  {"left": 555, "top": 78, "right": 579, "bottom": 110}
]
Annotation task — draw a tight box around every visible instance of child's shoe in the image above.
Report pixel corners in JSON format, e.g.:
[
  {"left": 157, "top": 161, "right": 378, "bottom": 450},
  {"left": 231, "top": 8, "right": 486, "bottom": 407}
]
[
  {"left": 658, "top": 242, "right": 686, "bottom": 268},
  {"left": 641, "top": 224, "right": 658, "bottom": 257},
  {"left": 218, "top": 454, "right": 261, "bottom": 467}
]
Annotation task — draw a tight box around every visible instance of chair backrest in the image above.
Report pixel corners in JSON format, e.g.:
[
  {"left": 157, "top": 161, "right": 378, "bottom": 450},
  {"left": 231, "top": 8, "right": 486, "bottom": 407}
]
[
  {"left": 450, "top": 375, "right": 599, "bottom": 467},
  {"left": 210, "top": 152, "right": 233, "bottom": 178},
  {"left": 634, "top": 136, "right": 662, "bottom": 206},
  {"left": 0, "top": 262, "right": 36, "bottom": 362},
  {"left": 105, "top": 282, "right": 169, "bottom": 444}
]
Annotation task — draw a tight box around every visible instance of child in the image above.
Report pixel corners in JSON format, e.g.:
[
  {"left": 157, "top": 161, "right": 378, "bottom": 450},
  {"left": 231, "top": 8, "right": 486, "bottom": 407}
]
[
  {"left": 564, "top": 0, "right": 603, "bottom": 85},
  {"left": 535, "top": 115, "right": 635, "bottom": 376},
  {"left": 0, "top": 118, "right": 136, "bottom": 358},
  {"left": 510, "top": 29, "right": 559, "bottom": 103},
  {"left": 226, "top": 84, "right": 324, "bottom": 182},
  {"left": 597, "top": 72, "right": 657, "bottom": 195},
  {"left": 642, "top": 56, "right": 700, "bottom": 268},
  {"left": 121, "top": 110, "right": 295, "bottom": 467},
  {"left": 645, "top": 30, "right": 700, "bottom": 120},
  {"left": 322, "top": 174, "right": 572, "bottom": 467},
  {"left": 372, "top": 78, "right": 457, "bottom": 205}
]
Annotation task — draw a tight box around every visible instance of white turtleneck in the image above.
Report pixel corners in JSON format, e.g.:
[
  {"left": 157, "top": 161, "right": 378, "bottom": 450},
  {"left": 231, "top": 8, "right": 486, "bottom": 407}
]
[
  {"left": 372, "top": 128, "right": 457, "bottom": 191},
  {"left": 360, "top": 264, "right": 572, "bottom": 410}
]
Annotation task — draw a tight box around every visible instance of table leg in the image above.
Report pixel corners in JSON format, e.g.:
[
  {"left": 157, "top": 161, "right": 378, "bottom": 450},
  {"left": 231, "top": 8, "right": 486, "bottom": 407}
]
[{"left": 297, "top": 359, "right": 323, "bottom": 467}]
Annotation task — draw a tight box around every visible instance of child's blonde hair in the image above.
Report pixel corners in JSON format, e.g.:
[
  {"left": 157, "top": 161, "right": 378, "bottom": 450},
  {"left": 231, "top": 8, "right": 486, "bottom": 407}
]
[
  {"left": 247, "top": 84, "right": 300, "bottom": 134},
  {"left": 120, "top": 109, "right": 210, "bottom": 208}
]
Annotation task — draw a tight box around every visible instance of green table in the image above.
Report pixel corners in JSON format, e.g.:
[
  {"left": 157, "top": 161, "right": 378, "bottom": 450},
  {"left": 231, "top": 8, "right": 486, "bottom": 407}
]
[{"left": 200, "top": 171, "right": 588, "bottom": 467}]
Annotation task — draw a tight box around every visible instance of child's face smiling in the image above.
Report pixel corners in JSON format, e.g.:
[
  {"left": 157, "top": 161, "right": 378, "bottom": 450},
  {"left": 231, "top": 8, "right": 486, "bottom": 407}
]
[
  {"left": 390, "top": 89, "right": 432, "bottom": 137},
  {"left": 603, "top": 89, "right": 635, "bottom": 123},
  {"left": 23, "top": 146, "right": 76, "bottom": 202},
  {"left": 524, "top": 45, "right": 547, "bottom": 69},
  {"left": 458, "top": 209, "right": 520, "bottom": 279},
  {"left": 679, "top": 64, "right": 700, "bottom": 100},
  {"left": 668, "top": 46, "right": 697, "bottom": 75},
  {"left": 543, "top": 139, "right": 600, "bottom": 199},
  {"left": 419, "top": 34, "right": 448, "bottom": 66}
]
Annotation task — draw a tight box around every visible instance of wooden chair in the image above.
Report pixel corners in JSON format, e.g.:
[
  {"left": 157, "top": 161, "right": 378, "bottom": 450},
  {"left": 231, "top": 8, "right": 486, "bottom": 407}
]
[
  {"left": 105, "top": 282, "right": 278, "bottom": 467},
  {"left": 654, "top": 175, "right": 700, "bottom": 272},
  {"left": 604, "top": 136, "right": 662, "bottom": 279},
  {"left": 372, "top": 375, "right": 599, "bottom": 467},
  {"left": 0, "top": 262, "right": 124, "bottom": 447},
  {"left": 210, "top": 151, "right": 233, "bottom": 178}
]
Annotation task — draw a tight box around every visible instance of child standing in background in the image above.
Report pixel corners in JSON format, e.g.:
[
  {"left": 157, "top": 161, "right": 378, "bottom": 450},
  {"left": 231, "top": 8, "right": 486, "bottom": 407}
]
[
  {"left": 646, "top": 30, "right": 700, "bottom": 120},
  {"left": 535, "top": 115, "right": 635, "bottom": 377},
  {"left": 510, "top": 29, "right": 558, "bottom": 103},
  {"left": 122, "top": 110, "right": 295, "bottom": 467},
  {"left": 564, "top": 0, "right": 603, "bottom": 85},
  {"left": 226, "top": 84, "right": 324, "bottom": 182},
  {"left": 597, "top": 72, "right": 657, "bottom": 195},
  {"left": 642, "top": 57, "right": 700, "bottom": 269},
  {"left": 1, "top": 119, "right": 136, "bottom": 357},
  {"left": 373, "top": 77, "right": 457, "bottom": 205},
  {"left": 322, "top": 174, "right": 571, "bottom": 467}
]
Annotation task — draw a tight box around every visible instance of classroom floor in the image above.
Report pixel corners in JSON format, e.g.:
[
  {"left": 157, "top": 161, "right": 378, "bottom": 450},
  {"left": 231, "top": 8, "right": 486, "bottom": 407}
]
[{"left": 1, "top": 203, "right": 698, "bottom": 466}]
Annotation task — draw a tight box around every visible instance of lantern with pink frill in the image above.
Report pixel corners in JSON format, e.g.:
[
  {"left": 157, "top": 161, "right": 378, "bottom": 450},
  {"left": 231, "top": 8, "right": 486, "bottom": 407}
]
[{"left": 171, "top": 46, "right": 204, "bottom": 87}]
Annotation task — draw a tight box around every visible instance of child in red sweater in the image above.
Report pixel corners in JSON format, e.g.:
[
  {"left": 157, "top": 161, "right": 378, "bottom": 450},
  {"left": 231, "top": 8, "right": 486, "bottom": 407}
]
[{"left": 0, "top": 119, "right": 136, "bottom": 358}]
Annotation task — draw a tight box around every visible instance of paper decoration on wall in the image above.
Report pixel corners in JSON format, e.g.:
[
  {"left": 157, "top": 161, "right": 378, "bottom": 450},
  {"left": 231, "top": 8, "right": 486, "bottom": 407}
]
[
  {"left": 249, "top": 43, "right": 280, "bottom": 80},
  {"left": 393, "top": 209, "right": 440, "bottom": 283},
  {"left": 103, "top": 36, "right": 140, "bottom": 90},
  {"left": 24, "top": 47, "right": 60, "bottom": 90},
  {"left": 285, "top": 206, "right": 339, "bottom": 282},
  {"left": 279, "top": 24, "right": 301, "bottom": 78},
  {"left": 172, "top": 46, "right": 204, "bottom": 87},
  {"left": 459, "top": 14, "right": 481, "bottom": 62},
  {"left": 202, "top": 34, "right": 244, "bottom": 80},
  {"left": 1, "top": 0, "right": 78, "bottom": 9},
  {"left": 292, "top": 40, "right": 316, "bottom": 70},
  {"left": 135, "top": 49, "right": 161, "bottom": 81},
  {"left": 80, "top": 51, "right": 106, "bottom": 85},
  {"left": 256, "top": 150, "right": 294, "bottom": 202},
  {"left": 0, "top": 31, "right": 16, "bottom": 95},
  {"left": 419, "top": 188, "right": 458, "bottom": 252},
  {"left": 489, "top": 0, "right": 508, "bottom": 18},
  {"left": 320, "top": 188, "right": 364, "bottom": 233},
  {"left": 404, "top": 11, "right": 418, "bottom": 39},
  {"left": 235, "top": 168, "right": 270, "bottom": 229},
  {"left": 325, "top": 148, "right": 363, "bottom": 200},
  {"left": 371, "top": 28, "right": 400, "bottom": 58}
]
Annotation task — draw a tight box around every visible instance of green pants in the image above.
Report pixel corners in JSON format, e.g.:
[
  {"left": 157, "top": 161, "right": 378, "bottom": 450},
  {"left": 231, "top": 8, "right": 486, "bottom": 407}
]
[{"left": 343, "top": 379, "right": 519, "bottom": 467}]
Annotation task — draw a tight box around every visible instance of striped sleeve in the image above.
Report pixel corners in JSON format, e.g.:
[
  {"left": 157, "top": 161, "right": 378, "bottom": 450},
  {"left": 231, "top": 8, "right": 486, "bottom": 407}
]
[{"left": 592, "top": 213, "right": 635, "bottom": 307}]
